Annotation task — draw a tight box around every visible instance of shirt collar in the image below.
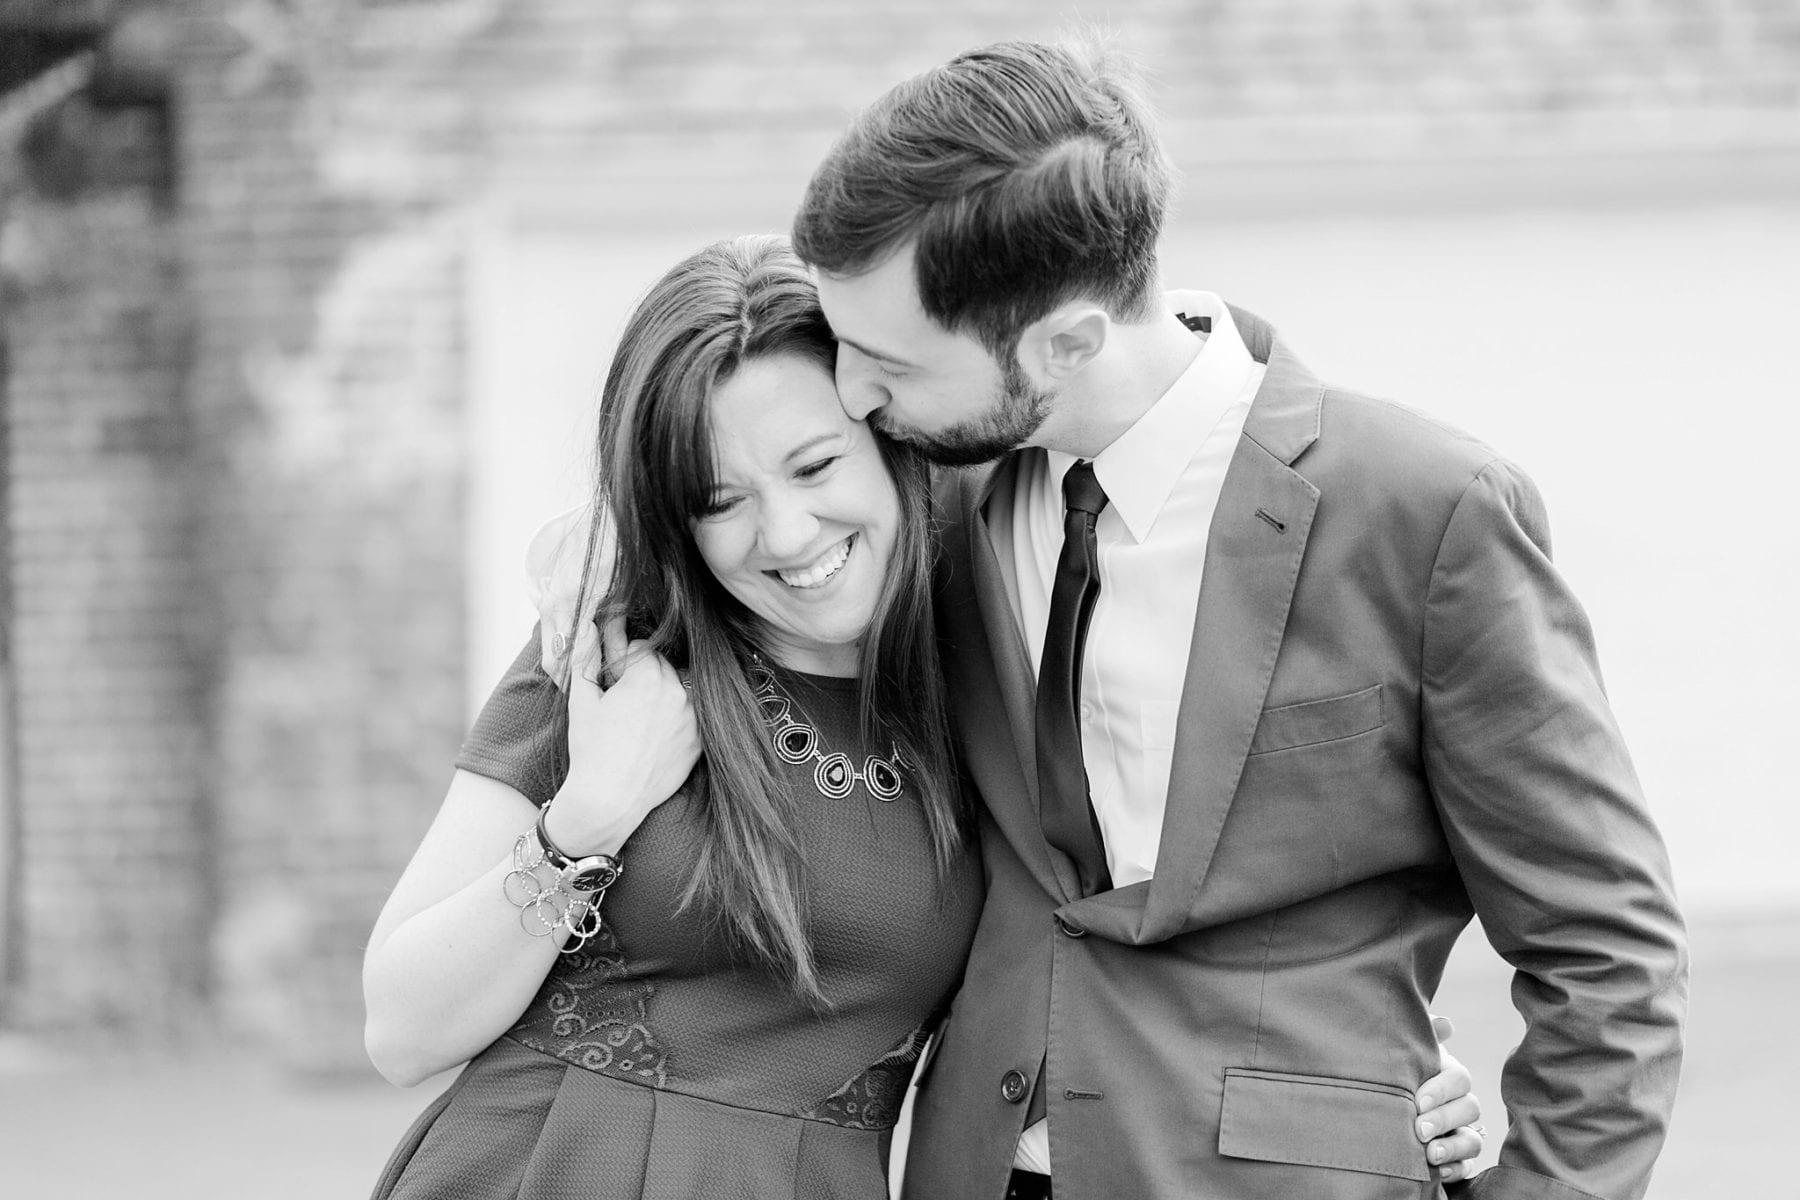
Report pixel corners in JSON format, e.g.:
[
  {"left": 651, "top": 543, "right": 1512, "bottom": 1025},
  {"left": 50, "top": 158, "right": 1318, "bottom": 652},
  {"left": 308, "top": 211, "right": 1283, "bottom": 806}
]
[{"left": 1047, "top": 291, "right": 1256, "bottom": 543}]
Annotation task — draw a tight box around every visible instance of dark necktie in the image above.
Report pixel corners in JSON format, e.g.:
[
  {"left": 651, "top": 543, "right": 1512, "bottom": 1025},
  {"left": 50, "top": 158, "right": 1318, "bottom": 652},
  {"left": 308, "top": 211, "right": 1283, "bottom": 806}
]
[{"left": 1035, "top": 459, "right": 1113, "bottom": 897}]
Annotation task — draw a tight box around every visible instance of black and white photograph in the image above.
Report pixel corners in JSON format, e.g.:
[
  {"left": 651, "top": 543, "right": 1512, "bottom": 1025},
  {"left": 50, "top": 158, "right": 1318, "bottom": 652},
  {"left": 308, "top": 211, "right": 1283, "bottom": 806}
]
[{"left": 1, "top": 3, "right": 1794, "bottom": 1197}]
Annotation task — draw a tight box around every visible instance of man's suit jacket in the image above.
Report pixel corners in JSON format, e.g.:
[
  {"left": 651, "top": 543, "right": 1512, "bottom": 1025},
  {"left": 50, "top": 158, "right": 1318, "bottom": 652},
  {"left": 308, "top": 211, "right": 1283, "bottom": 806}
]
[{"left": 902, "top": 309, "right": 1687, "bottom": 1200}]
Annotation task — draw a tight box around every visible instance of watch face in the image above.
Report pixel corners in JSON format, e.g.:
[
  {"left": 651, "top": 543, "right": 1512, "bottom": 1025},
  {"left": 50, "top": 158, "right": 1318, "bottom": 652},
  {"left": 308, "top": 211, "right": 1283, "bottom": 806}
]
[{"left": 566, "top": 859, "right": 621, "bottom": 893}]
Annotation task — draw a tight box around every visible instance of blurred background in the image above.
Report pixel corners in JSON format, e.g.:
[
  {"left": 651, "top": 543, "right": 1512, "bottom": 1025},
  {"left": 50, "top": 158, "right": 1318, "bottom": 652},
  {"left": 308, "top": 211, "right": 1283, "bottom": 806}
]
[{"left": 1, "top": 0, "right": 1795, "bottom": 1194}]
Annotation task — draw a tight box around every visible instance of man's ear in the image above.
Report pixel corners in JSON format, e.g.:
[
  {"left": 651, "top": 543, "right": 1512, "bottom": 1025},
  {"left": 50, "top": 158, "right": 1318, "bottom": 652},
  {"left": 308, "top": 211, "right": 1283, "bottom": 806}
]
[{"left": 1018, "top": 304, "right": 1110, "bottom": 384}]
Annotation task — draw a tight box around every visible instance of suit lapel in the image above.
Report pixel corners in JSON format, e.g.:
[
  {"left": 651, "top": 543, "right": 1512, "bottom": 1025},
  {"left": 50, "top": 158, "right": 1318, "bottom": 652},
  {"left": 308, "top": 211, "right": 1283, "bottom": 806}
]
[
  {"left": 1067, "top": 312, "right": 1324, "bottom": 943},
  {"left": 938, "top": 456, "right": 1075, "bottom": 900},
  {"left": 1138, "top": 435, "right": 1317, "bottom": 941}
]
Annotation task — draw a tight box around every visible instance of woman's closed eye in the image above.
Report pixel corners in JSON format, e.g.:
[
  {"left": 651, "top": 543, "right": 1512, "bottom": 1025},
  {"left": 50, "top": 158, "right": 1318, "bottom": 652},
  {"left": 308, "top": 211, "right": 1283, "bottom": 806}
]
[
  {"left": 699, "top": 493, "right": 745, "bottom": 520},
  {"left": 794, "top": 456, "right": 840, "bottom": 481}
]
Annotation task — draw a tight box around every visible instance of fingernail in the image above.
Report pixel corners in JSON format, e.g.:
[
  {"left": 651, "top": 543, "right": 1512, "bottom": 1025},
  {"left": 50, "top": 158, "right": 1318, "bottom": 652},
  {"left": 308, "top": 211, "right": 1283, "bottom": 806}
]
[
  {"left": 1417, "top": 1092, "right": 1436, "bottom": 1111},
  {"left": 1417, "top": 1120, "right": 1435, "bottom": 1140},
  {"left": 1429, "top": 1144, "right": 1445, "bottom": 1163}
]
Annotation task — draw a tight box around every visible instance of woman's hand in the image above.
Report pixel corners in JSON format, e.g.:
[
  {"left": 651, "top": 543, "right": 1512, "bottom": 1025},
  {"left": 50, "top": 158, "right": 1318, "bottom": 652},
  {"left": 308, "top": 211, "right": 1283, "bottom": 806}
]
[
  {"left": 1415, "top": 1016, "right": 1487, "bottom": 1183},
  {"left": 544, "top": 615, "right": 701, "bottom": 856}
]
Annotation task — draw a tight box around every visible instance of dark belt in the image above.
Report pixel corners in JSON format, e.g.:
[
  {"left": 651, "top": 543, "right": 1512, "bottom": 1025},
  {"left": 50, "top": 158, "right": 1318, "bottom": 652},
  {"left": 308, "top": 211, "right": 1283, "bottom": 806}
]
[{"left": 1005, "top": 1169, "right": 1053, "bottom": 1200}]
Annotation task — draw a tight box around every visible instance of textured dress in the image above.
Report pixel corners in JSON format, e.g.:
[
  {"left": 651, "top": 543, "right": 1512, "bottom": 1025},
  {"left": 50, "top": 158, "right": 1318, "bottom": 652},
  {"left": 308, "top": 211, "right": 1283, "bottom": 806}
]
[{"left": 371, "top": 645, "right": 984, "bottom": 1200}]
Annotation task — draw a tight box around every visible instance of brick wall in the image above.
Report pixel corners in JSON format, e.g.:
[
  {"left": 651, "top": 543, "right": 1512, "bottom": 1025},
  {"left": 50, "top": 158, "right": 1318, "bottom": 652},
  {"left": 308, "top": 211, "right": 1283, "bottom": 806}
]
[
  {"left": 0, "top": 81, "right": 206, "bottom": 1038},
  {"left": 175, "top": 6, "right": 469, "bottom": 1070}
]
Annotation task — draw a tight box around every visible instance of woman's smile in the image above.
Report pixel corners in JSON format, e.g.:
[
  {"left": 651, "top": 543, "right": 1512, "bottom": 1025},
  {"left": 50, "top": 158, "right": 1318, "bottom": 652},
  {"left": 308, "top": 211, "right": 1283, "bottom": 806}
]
[{"left": 773, "top": 534, "right": 856, "bottom": 590}]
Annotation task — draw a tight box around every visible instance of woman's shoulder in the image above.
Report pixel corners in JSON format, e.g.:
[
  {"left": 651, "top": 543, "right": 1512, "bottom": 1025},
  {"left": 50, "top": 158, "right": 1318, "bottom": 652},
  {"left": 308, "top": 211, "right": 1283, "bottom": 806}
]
[{"left": 456, "top": 633, "right": 569, "bottom": 808}]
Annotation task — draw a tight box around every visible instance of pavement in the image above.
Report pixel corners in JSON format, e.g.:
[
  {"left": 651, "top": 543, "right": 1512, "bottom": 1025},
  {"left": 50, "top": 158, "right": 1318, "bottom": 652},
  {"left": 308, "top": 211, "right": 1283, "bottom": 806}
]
[{"left": 1, "top": 914, "right": 1792, "bottom": 1198}]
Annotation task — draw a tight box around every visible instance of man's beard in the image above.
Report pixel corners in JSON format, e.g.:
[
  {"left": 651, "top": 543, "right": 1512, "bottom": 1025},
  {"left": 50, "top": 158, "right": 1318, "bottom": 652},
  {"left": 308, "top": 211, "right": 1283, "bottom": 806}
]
[{"left": 870, "top": 355, "right": 1053, "bottom": 468}]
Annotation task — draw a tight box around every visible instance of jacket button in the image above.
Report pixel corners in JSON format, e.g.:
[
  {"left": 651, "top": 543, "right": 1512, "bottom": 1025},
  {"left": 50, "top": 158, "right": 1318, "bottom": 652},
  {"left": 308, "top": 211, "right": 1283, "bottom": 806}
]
[
  {"left": 1000, "top": 1069, "right": 1029, "bottom": 1104},
  {"left": 1055, "top": 914, "right": 1087, "bottom": 938}
]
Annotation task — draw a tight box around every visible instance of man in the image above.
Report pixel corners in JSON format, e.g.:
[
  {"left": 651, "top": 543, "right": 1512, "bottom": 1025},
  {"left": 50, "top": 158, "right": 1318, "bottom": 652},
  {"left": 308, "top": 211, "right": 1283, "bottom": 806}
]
[{"left": 783, "top": 34, "right": 1686, "bottom": 1200}]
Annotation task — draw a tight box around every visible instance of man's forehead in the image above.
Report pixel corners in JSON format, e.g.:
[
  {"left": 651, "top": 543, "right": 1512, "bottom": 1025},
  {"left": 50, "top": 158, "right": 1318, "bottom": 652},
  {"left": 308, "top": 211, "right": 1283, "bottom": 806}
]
[
  {"left": 815, "top": 252, "right": 959, "bottom": 356},
  {"left": 816, "top": 252, "right": 915, "bottom": 312}
]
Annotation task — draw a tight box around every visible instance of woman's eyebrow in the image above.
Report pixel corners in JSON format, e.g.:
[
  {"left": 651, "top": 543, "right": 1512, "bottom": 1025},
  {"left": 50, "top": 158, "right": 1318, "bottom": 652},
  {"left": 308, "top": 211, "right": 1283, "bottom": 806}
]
[{"left": 783, "top": 432, "right": 845, "bottom": 465}]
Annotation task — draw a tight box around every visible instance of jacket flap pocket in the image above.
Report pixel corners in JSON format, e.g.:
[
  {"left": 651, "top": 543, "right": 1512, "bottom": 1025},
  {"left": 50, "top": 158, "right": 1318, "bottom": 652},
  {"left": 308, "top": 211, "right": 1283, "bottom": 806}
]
[
  {"left": 1219, "top": 1068, "right": 1429, "bottom": 1181},
  {"left": 1248, "top": 684, "right": 1383, "bottom": 755}
]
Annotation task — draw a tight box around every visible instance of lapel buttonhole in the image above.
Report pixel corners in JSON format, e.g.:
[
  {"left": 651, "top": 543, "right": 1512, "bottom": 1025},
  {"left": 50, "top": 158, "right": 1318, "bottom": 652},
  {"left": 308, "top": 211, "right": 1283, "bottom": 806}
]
[{"left": 1254, "top": 508, "right": 1288, "bottom": 534}]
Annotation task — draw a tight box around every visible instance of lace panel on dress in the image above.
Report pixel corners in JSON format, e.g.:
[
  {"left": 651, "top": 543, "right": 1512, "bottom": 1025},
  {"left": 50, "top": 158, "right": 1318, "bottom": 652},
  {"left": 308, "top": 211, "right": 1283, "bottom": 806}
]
[
  {"left": 507, "top": 925, "right": 671, "bottom": 1087},
  {"left": 796, "top": 1024, "right": 932, "bottom": 1130}
]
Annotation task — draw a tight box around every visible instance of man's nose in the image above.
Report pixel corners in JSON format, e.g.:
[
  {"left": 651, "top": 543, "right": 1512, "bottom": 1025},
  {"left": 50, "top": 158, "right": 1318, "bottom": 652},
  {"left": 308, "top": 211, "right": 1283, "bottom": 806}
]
[{"left": 834, "top": 358, "right": 888, "bottom": 421}]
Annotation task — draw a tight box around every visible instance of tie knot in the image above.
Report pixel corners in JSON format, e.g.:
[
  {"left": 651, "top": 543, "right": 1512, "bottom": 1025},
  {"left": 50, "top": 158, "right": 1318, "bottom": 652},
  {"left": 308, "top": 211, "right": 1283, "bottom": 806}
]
[{"left": 1062, "top": 460, "right": 1109, "bottom": 517}]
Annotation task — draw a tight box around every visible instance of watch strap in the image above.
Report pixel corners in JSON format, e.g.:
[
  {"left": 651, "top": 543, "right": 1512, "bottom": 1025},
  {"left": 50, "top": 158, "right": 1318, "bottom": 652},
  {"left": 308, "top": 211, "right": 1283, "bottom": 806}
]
[{"left": 535, "top": 806, "right": 624, "bottom": 894}]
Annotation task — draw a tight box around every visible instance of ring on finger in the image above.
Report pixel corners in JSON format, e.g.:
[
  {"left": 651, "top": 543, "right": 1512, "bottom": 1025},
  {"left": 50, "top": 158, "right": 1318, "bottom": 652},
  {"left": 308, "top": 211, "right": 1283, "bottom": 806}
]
[{"left": 552, "top": 629, "right": 572, "bottom": 657}]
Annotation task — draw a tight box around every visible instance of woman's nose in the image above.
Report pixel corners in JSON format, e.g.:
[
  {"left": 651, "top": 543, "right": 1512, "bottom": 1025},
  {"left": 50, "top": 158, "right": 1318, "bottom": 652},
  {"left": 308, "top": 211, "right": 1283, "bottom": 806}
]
[{"left": 758, "top": 491, "right": 822, "bottom": 560}]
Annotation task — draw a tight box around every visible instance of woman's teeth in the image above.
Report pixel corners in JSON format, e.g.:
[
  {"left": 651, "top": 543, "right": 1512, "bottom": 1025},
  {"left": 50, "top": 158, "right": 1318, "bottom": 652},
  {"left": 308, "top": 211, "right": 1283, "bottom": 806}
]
[{"left": 777, "top": 536, "right": 853, "bottom": 589}]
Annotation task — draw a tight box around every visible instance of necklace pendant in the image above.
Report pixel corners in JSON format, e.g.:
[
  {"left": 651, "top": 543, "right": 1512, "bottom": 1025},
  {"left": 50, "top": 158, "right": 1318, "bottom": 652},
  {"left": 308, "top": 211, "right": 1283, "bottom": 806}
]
[
  {"left": 864, "top": 756, "right": 903, "bottom": 802},
  {"left": 751, "top": 660, "right": 906, "bottom": 802},
  {"left": 816, "top": 753, "right": 855, "bottom": 799}
]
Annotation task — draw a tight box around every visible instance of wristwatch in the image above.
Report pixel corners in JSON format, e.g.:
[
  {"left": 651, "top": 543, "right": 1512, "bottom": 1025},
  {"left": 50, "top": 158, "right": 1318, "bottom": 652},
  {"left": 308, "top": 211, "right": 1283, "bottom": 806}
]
[{"left": 535, "top": 807, "right": 624, "bottom": 895}]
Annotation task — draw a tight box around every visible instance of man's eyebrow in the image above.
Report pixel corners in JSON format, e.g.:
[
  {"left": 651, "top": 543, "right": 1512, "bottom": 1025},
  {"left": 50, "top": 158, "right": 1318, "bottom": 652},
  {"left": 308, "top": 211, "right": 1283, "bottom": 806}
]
[{"left": 834, "top": 333, "right": 916, "bottom": 370}]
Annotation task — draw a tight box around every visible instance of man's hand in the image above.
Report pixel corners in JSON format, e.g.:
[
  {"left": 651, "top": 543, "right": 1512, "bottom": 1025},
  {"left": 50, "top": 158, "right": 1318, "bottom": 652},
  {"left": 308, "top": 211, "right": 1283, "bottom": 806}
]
[
  {"left": 526, "top": 504, "right": 613, "bottom": 687},
  {"left": 1416, "top": 1015, "right": 1486, "bottom": 1183}
]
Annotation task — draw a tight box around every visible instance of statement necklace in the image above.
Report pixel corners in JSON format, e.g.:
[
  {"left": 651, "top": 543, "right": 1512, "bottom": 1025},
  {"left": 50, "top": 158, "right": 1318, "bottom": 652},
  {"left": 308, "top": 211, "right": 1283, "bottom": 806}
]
[{"left": 748, "top": 661, "right": 909, "bottom": 802}]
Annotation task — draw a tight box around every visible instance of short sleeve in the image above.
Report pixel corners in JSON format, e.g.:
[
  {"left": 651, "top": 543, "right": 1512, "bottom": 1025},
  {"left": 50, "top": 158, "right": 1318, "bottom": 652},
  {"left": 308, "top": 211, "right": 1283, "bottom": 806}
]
[{"left": 454, "top": 630, "right": 569, "bottom": 808}]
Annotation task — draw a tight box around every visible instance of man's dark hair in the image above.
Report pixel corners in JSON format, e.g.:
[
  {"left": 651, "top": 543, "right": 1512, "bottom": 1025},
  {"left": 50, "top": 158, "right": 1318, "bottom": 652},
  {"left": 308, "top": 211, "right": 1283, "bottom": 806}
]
[{"left": 793, "top": 36, "right": 1173, "bottom": 358}]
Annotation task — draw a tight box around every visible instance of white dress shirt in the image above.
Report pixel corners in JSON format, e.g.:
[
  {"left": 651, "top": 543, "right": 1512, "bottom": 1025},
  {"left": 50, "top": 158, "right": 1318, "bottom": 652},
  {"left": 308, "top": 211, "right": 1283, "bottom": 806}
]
[{"left": 990, "top": 291, "right": 1266, "bottom": 1174}]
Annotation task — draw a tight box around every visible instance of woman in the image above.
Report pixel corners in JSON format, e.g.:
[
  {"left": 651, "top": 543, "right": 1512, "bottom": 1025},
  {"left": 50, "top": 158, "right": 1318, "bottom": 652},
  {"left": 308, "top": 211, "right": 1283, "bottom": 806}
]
[
  {"left": 363, "top": 236, "right": 1483, "bottom": 1199},
  {"left": 365, "top": 234, "right": 980, "bottom": 1199}
]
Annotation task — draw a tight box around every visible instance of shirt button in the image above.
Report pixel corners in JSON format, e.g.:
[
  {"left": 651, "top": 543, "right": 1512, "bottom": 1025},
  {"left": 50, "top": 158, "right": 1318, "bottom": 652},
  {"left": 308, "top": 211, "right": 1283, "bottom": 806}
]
[
  {"left": 1079, "top": 703, "right": 1094, "bottom": 722},
  {"left": 1000, "top": 1069, "right": 1029, "bottom": 1104}
]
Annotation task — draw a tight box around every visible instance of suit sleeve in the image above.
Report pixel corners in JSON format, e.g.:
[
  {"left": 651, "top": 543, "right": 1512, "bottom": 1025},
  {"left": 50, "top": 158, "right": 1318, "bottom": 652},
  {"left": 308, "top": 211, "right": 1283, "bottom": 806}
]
[{"left": 1420, "top": 460, "right": 1687, "bottom": 1200}]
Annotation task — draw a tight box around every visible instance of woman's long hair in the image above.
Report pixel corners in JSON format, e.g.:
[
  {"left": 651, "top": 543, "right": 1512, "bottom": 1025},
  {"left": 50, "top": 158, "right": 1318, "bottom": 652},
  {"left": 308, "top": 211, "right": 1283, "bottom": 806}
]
[{"left": 573, "top": 234, "right": 962, "bottom": 1005}]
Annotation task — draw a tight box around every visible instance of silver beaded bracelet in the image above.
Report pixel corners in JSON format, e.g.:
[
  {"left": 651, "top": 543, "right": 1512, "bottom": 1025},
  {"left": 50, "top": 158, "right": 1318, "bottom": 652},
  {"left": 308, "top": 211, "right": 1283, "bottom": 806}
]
[{"left": 501, "top": 806, "right": 623, "bottom": 953}]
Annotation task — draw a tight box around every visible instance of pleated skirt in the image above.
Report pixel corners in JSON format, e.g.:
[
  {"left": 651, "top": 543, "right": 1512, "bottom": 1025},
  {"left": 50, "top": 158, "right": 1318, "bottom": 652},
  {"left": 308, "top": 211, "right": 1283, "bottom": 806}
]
[{"left": 371, "top": 1037, "right": 895, "bottom": 1200}]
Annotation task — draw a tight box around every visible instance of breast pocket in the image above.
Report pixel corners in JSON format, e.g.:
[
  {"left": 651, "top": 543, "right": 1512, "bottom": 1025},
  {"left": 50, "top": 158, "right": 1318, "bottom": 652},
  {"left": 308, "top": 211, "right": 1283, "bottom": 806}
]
[
  {"left": 1247, "top": 684, "right": 1384, "bottom": 756},
  {"left": 1218, "top": 1068, "right": 1431, "bottom": 1193}
]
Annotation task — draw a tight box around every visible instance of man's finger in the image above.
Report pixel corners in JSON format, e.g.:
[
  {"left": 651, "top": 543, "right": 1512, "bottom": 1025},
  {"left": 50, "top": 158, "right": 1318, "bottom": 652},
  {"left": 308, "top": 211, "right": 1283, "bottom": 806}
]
[
  {"left": 1430, "top": 1014, "right": 1456, "bottom": 1043},
  {"left": 527, "top": 505, "right": 594, "bottom": 686},
  {"left": 539, "top": 595, "right": 577, "bottom": 685},
  {"left": 600, "top": 616, "right": 631, "bottom": 688},
  {"left": 571, "top": 611, "right": 604, "bottom": 687}
]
